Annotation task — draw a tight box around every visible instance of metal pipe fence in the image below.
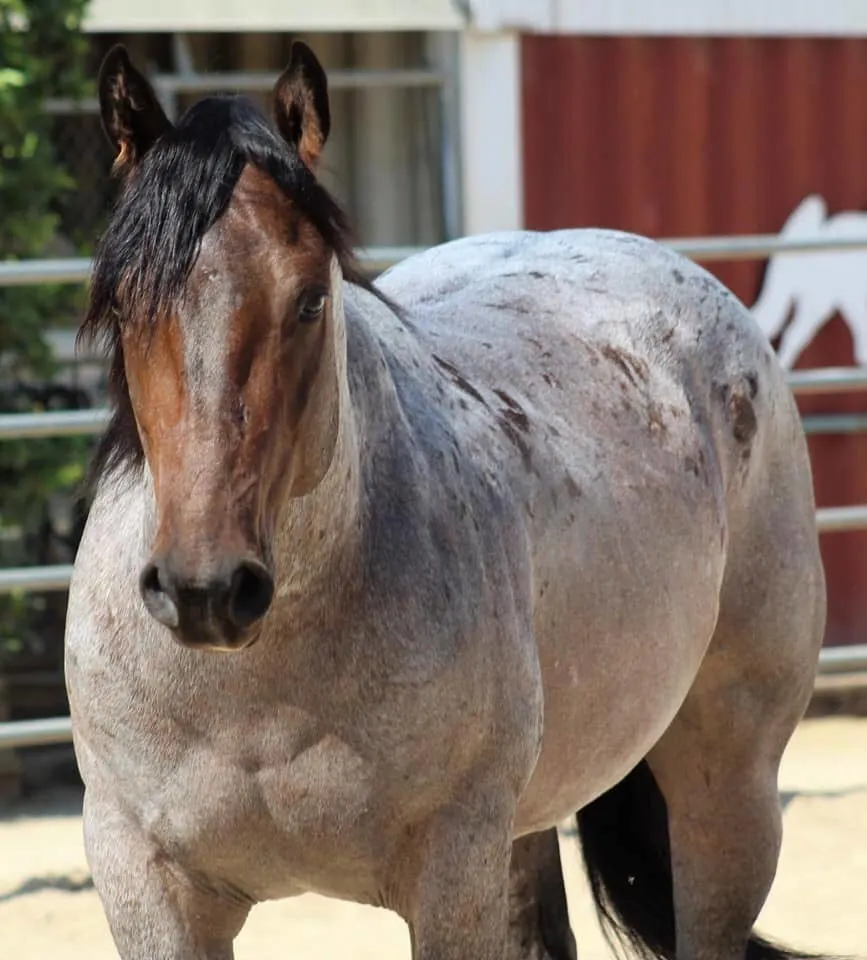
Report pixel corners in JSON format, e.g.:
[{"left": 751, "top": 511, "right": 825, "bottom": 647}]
[
  {"left": 0, "top": 409, "right": 109, "bottom": 440},
  {"left": 41, "top": 66, "right": 449, "bottom": 117},
  {"left": 0, "top": 247, "right": 425, "bottom": 289},
  {"left": 3, "top": 231, "right": 867, "bottom": 752},
  {"left": 10, "top": 231, "right": 867, "bottom": 289},
  {"left": 5, "top": 643, "right": 864, "bottom": 750}
]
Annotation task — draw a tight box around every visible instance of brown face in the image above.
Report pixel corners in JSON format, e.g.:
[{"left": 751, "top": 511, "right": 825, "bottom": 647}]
[{"left": 124, "top": 166, "right": 339, "bottom": 649}]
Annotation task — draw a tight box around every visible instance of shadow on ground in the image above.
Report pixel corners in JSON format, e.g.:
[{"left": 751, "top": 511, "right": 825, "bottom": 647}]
[{"left": 0, "top": 873, "right": 94, "bottom": 904}]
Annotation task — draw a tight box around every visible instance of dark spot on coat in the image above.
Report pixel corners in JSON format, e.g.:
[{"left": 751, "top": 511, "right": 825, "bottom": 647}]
[
  {"left": 239, "top": 754, "right": 263, "bottom": 775},
  {"left": 672, "top": 269, "right": 685, "bottom": 284},
  {"left": 483, "top": 299, "right": 532, "bottom": 315},
  {"left": 497, "top": 423, "right": 532, "bottom": 467},
  {"left": 564, "top": 474, "right": 581, "bottom": 499},
  {"left": 494, "top": 390, "right": 529, "bottom": 430},
  {"left": 495, "top": 391, "right": 532, "bottom": 468},
  {"left": 730, "top": 390, "right": 758, "bottom": 444},
  {"left": 600, "top": 343, "right": 648, "bottom": 387},
  {"left": 432, "top": 355, "right": 488, "bottom": 407}
]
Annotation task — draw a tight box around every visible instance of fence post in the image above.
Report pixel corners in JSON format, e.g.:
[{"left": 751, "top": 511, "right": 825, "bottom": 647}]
[{"left": 0, "top": 676, "right": 22, "bottom": 800}]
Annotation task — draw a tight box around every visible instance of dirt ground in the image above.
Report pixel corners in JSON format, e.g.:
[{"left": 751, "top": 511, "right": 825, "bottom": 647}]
[{"left": 1, "top": 716, "right": 865, "bottom": 959}]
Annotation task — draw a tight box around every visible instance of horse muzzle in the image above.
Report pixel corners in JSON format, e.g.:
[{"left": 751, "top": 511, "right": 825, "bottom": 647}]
[{"left": 138, "top": 553, "right": 275, "bottom": 650}]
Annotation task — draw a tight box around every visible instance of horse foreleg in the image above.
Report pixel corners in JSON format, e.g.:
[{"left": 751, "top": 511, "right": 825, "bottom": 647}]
[
  {"left": 83, "top": 792, "right": 251, "bottom": 960},
  {"left": 507, "top": 830, "right": 576, "bottom": 960},
  {"left": 402, "top": 800, "right": 514, "bottom": 960}
]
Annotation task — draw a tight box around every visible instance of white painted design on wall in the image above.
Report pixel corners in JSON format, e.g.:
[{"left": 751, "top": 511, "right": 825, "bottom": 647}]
[{"left": 751, "top": 195, "right": 867, "bottom": 369}]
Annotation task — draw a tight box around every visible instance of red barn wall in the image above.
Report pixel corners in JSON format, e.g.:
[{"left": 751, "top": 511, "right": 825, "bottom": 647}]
[{"left": 522, "top": 35, "right": 867, "bottom": 646}]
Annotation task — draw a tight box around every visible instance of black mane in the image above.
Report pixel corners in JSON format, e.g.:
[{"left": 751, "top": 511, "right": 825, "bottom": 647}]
[{"left": 80, "top": 94, "right": 385, "bottom": 487}]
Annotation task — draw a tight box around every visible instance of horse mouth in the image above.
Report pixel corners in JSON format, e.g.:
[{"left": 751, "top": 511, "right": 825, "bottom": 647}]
[{"left": 173, "top": 622, "right": 263, "bottom": 653}]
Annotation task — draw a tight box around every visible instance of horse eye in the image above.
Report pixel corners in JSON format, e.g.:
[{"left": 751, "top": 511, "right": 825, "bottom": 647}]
[{"left": 298, "top": 292, "right": 327, "bottom": 323}]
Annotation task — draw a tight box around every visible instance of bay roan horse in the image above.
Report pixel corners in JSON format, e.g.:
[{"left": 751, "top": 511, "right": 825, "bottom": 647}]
[{"left": 66, "top": 42, "right": 828, "bottom": 960}]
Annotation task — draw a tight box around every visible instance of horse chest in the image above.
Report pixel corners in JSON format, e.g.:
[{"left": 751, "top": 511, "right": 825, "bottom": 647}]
[{"left": 137, "top": 728, "right": 398, "bottom": 901}]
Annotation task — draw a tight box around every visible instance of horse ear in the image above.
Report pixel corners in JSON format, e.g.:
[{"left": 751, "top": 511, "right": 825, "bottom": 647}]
[
  {"left": 98, "top": 44, "right": 172, "bottom": 174},
  {"left": 272, "top": 41, "right": 330, "bottom": 170}
]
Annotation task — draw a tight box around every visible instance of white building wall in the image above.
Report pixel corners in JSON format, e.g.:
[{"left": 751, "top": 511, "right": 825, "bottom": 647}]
[
  {"left": 84, "top": 0, "right": 465, "bottom": 33},
  {"left": 457, "top": 30, "right": 524, "bottom": 235},
  {"left": 467, "top": 0, "right": 867, "bottom": 36}
]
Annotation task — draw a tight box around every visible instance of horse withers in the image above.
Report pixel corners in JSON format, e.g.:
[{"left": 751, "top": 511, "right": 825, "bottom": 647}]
[{"left": 66, "top": 42, "right": 827, "bottom": 960}]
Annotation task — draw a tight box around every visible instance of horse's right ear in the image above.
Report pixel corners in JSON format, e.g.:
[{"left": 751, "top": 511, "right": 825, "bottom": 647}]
[{"left": 98, "top": 44, "right": 172, "bottom": 174}]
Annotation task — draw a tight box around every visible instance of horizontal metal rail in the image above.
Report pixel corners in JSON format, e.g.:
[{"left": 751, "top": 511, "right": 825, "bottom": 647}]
[
  {"left": 154, "top": 68, "right": 447, "bottom": 95},
  {"left": 0, "top": 505, "right": 862, "bottom": 597},
  {"left": 0, "top": 716, "right": 72, "bottom": 750},
  {"left": 0, "top": 257, "right": 90, "bottom": 287},
  {"left": 665, "top": 232, "right": 867, "bottom": 262},
  {"left": 4, "top": 641, "right": 865, "bottom": 750},
  {"left": 0, "top": 565, "right": 74, "bottom": 595},
  {"left": 801, "top": 413, "right": 867, "bottom": 435},
  {"left": 814, "top": 506, "right": 867, "bottom": 534},
  {"left": 0, "top": 409, "right": 109, "bottom": 440},
  {"left": 0, "top": 369, "right": 865, "bottom": 441},
  {"left": 818, "top": 644, "right": 867, "bottom": 675},
  {"left": 42, "top": 67, "right": 448, "bottom": 114},
  {"left": 0, "top": 247, "right": 426, "bottom": 289},
  {"left": 10, "top": 232, "right": 867, "bottom": 289},
  {"left": 786, "top": 367, "right": 867, "bottom": 395}
]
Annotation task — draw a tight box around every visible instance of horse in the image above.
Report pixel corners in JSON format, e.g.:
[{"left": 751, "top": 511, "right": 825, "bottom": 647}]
[{"left": 65, "top": 42, "right": 828, "bottom": 960}]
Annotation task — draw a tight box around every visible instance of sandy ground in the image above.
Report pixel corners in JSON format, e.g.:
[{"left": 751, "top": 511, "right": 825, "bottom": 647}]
[{"left": 1, "top": 717, "right": 865, "bottom": 958}]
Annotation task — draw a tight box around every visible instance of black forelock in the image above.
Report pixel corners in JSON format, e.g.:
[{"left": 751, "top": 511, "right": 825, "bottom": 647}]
[{"left": 79, "top": 93, "right": 389, "bottom": 488}]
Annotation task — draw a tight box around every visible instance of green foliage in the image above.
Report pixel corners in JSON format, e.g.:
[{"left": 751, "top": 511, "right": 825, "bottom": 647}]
[{"left": 0, "top": 0, "right": 93, "bottom": 666}]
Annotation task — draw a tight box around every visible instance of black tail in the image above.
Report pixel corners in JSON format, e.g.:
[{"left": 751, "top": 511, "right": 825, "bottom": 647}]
[{"left": 576, "top": 759, "right": 830, "bottom": 960}]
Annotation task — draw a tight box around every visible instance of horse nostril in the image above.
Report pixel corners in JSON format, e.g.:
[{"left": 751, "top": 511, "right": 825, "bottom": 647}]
[
  {"left": 227, "top": 560, "right": 274, "bottom": 628},
  {"left": 139, "top": 560, "right": 180, "bottom": 630}
]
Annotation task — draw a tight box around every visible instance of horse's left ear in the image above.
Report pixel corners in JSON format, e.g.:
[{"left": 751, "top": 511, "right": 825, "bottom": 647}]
[
  {"left": 98, "top": 44, "right": 172, "bottom": 174},
  {"left": 273, "top": 41, "right": 331, "bottom": 170}
]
